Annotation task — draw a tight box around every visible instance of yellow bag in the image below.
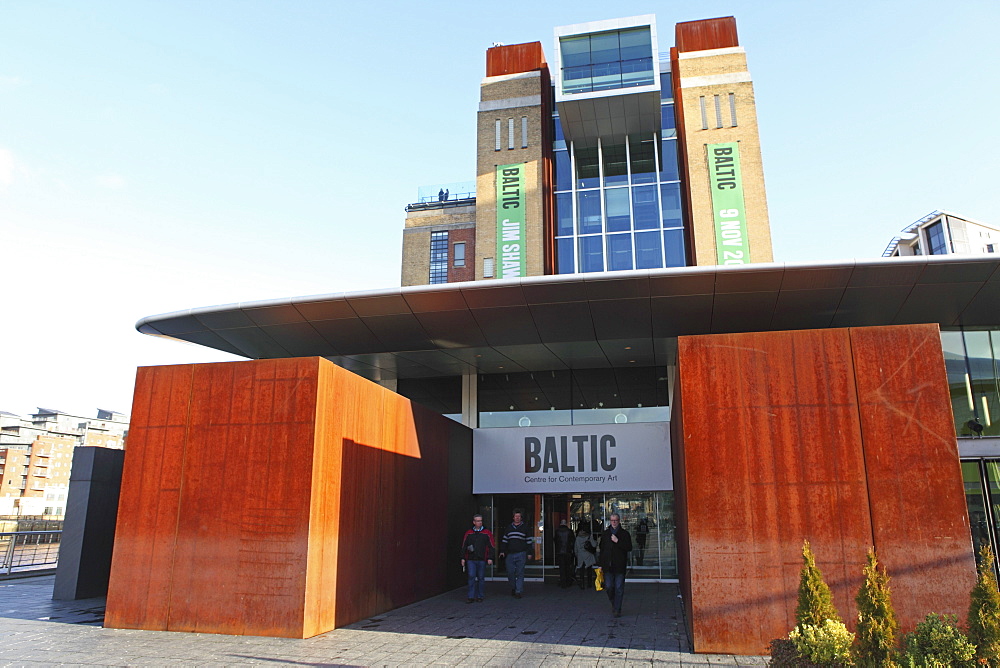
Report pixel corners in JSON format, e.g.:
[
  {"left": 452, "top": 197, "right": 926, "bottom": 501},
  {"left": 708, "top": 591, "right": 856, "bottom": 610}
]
[{"left": 594, "top": 566, "right": 604, "bottom": 591}]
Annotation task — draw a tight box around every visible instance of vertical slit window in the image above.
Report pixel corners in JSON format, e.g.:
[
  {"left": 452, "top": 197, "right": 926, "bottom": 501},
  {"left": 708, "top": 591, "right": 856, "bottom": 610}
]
[
  {"left": 495, "top": 120, "right": 501, "bottom": 151},
  {"left": 714, "top": 94, "right": 722, "bottom": 129},
  {"left": 429, "top": 231, "right": 449, "bottom": 284},
  {"left": 508, "top": 118, "right": 515, "bottom": 150},
  {"left": 699, "top": 96, "right": 708, "bottom": 130},
  {"left": 729, "top": 92, "right": 738, "bottom": 127},
  {"left": 521, "top": 116, "right": 528, "bottom": 148}
]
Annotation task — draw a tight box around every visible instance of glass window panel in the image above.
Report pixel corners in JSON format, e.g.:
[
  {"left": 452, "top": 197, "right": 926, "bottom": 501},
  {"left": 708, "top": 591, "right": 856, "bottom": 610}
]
[
  {"left": 577, "top": 190, "right": 602, "bottom": 234},
  {"left": 605, "top": 187, "right": 631, "bottom": 232},
  {"left": 660, "top": 183, "right": 683, "bottom": 228},
  {"left": 579, "top": 236, "right": 604, "bottom": 272},
  {"left": 966, "top": 331, "right": 1000, "bottom": 436},
  {"left": 553, "top": 115, "right": 566, "bottom": 149},
  {"left": 560, "top": 35, "right": 591, "bottom": 68},
  {"left": 629, "top": 136, "right": 657, "bottom": 184},
  {"left": 664, "top": 228, "right": 686, "bottom": 267},
  {"left": 591, "top": 61, "right": 622, "bottom": 91},
  {"left": 556, "top": 237, "right": 575, "bottom": 274},
  {"left": 942, "top": 330, "right": 975, "bottom": 436},
  {"left": 619, "top": 27, "right": 652, "bottom": 61},
  {"left": 621, "top": 58, "right": 655, "bottom": 87},
  {"left": 660, "top": 139, "right": 679, "bottom": 181},
  {"left": 555, "top": 150, "right": 572, "bottom": 192},
  {"left": 562, "top": 65, "right": 593, "bottom": 94},
  {"left": 926, "top": 221, "right": 949, "bottom": 255},
  {"left": 556, "top": 192, "right": 574, "bottom": 236},
  {"left": 964, "top": 462, "right": 993, "bottom": 565},
  {"left": 603, "top": 143, "right": 628, "bottom": 187},
  {"left": 632, "top": 185, "right": 659, "bottom": 230},
  {"left": 397, "top": 376, "right": 462, "bottom": 417},
  {"left": 657, "top": 491, "right": 677, "bottom": 577},
  {"left": 635, "top": 231, "right": 662, "bottom": 269},
  {"left": 606, "top": 234, "right": 633, "bottom": 271},
  {"left": 659, "top": 72, "right": 673, "bottom": 102},
  {"left": 660, "top": 104, "right": 676, "bottom": 137},
  {"left": 589, "top": 31, "right": 620, "bottom": 64},
  {"left": 605, "top": 493, "right": 658, "bottom": 578},
  {"left": 575, "top": 146, "right": 600, "bottom": 189}
]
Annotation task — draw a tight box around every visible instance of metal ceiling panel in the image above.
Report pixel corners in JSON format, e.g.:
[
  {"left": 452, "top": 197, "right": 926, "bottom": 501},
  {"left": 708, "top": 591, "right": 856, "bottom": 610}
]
[
  {"left": 440, "top": 346, "right": 520, "bottom": 368},
  {"left": 599, "top": 338, "right": 656, "bottom": 367},
  {"left": 543, "top": 341, "right": 610, "bottom": 368},
  {"left": 960, "top": 282, "right": 1000, "bottom": 326},
  {"left": 309, "top": 318, "right": 380, "bottom": 355},
  {"left": 770, "top": 289, "right": 842, "bottom": 331},
  {"left": 528, "top": 301, "right": 595, "bottom": 342},
  {"left": 590, "top": 298, "right": 652, "bottom": 340},
  {"left": 583, "top": 273, "right": 650, "bottom": 301},
  {"left": 650, "top": 295, "right": 714, "bottom": 337},
  {"left": 917, "top": 260, "right": 998, "bottom": 285},
  {"left": 648, "top": 270, "right": 716, "bottom": 296},
  {"left": 292, "top": 297, "right": 357, "bottom": 321},
  {"left": 894, "top": 283, "right": 984, "bottom": 326},
  {"left": 394, "top": 350, "right": 475, "bottom": 375},
  {"left": 401, "top": 287, "right": 470, "bottom": 313},
  {"left": 243, "top": 301, "right": 308, "bottom": 326},
  {"left": 195, "top": 308, "right": 255, "bottom": 330},
  {"left": 714, "top": 266, "right": 784, "bottom": 294},
  {"left": 142, "top": 314, "right": 205, "bottom": 336},
  {"left": 492, "top": 344, "right": 568, "bottom": 371},
  {"left": 711, "top": 291, "right": 780, "bottom": 333},
  {"left": 779, "top": 264, "right": 854, "bottom": 291},
  {"left": 471, "top": 305, "right": 541, "bottom": 346},
  {"left": 260, "top": 322, "right": 336, "bottom": 357},
  {"left": 412, "top": 310, "right": 489, "bottom": 348},
  {"left": 831, "top": 286, "right": 912, "bottom": 327},
  {"left": 848, "top": 260, "right": 924, "bottom": 287},
  {"left": 521, "top": 279, "right": 590, "bottom": 305},
  {"left": 164, "top": 329, "right": 247, "bottom": 358},
  {"left": 358, "top": 313, "right": 431, "bottom": 351},
  {"left": 213, "top": 326, "right": 290, "bottom": 359},
  {"left": 460, "top": 283, "right": 527, "bottom": 308},
  {"left": 345, "top": 291, "right": 411, "bottom": 317}
]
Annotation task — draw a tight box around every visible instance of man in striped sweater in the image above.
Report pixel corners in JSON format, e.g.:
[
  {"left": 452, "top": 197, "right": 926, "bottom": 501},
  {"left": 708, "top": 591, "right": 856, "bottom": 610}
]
[{"left": 499, "top": 510, "right": 531, "bottom": 599}]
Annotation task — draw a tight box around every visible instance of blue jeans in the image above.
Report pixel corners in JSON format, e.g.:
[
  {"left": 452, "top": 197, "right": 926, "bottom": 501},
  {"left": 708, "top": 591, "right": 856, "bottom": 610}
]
[
  {"left": 467, "top": 560, "right": 486, "bottom": 599},
  {"left": 605, "top": 571, "right": 626, "bottom": 613},
  {"left": 506, "top": 551, "right": 526, "bottom": 594}
]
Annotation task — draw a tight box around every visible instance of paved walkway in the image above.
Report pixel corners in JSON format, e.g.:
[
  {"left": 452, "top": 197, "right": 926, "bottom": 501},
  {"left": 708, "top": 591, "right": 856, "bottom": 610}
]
[{"left": 0, "top": 576, "right": 767, "bottom": 666}]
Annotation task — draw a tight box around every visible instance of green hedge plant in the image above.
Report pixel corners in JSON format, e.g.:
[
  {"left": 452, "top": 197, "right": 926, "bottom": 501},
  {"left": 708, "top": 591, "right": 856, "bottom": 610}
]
[
  {"left": 790, "top": 619, "right": 856, "bottom": 666},
  {"left": 901, "top": 613, "right": 976, "bottom": 667},
  {"left": 797, "top": 540, "right": 842, "bottom": 627},
  {"left": 968, "top": 544, "right": 1000, "bottom": 667},
  {"left": 854, "top": 548, "right": 899, "bottom": 667}
]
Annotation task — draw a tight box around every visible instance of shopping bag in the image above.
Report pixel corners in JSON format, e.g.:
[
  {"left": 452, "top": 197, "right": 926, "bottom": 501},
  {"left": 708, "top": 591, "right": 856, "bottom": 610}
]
[{"left": 594, "top": 566, "right": 604, "bottom": 591}]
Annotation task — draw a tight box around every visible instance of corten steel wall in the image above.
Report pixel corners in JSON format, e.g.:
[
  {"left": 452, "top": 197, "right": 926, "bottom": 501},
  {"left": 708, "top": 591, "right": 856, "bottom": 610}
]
[
  {"left": 105, "top": 357, "right": 473, "bottom": 638},
  {"left": 675, "top": 324, "right": 975, "bottom": 655}
]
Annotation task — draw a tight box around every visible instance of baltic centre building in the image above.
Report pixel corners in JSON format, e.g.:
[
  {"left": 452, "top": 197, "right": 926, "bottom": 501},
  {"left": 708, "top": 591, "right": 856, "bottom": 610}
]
[{"left": 104, "top": 14, "right": 1000, "bottom": 656}]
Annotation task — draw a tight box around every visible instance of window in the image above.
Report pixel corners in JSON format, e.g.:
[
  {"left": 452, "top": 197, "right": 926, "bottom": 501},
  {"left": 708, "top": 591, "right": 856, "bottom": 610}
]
[
  {"left": 521, "top": 116, "right": 528, "bottom": 148},
  {"left": 508, "top": 118, "right": 515, "bottom": 150},
  {"left": 560, "top": 27, "right": 654, "bottom": 95},
  {"left": 925, "top": 221, "right": 949, "bottom": 255},
  {"left": 495, "top": 120, "right": 501, "bottom": 151},
  {"left": 429, "top": 231, "right": 448, "bottom": 284},
  {"left": 453, "top": 242, "right": 466, "bottom": 267},
  {"left": 729, "top": 92, "right": 738, "bottom": 127},
  {"left": 988, "top": 244, "right": 995, "bottom": 253}
]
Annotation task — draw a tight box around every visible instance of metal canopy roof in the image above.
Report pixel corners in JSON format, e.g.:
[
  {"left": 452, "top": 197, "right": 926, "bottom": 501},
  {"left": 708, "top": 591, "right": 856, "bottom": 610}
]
[{"left": 137, "top": 256, "right": 1000, "bottom": 382}]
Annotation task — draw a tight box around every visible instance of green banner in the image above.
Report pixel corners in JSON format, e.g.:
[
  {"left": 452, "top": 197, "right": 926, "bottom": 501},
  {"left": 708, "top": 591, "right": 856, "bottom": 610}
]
[
  {"left": 707, "top": 143, "right": 750, "bottom": 265},
  {"left": 496, "top": 163, "right": 526, "bottom": 278}
]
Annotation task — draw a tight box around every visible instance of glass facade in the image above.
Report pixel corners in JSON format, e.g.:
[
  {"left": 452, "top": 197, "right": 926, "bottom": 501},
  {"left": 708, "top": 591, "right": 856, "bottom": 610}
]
[
  {"left": 428, "top": 231, "right": 448, "bottom": 284},
  {"left": 552, "top": 70, "right": 685, "bottom": 274},
  {"left": 941, "top": 329, "right": 1000, "bottom": 437},
  {"left": 478, "top": 367, "right": 669, "bottom": 428},
  {"left": 963, "top": 460, "right": 1000, "bottom": 570},
  {"left": 475, "top": 491, "right": 677, "bottom": 581},
  {"left": 559, "top": 27, "right": 654, "bottom": 95}
]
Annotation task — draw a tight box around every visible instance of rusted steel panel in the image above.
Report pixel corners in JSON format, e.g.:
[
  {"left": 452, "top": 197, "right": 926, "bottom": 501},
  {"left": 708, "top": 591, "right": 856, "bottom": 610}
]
[
  {"left": 106, "top": 357, "right": 471, "bottom": 639},
  {"left": 677, "top": 329, "right": 871, "bottom": 655},
  {"left": 486, "top": 41, "right": 547, "bottom": 77},
  {"left": 850, "top": 324, "right": 976, "bottom": 633},
  {"left": 675, "top": 16, "right": 739, "bottom": 53}
]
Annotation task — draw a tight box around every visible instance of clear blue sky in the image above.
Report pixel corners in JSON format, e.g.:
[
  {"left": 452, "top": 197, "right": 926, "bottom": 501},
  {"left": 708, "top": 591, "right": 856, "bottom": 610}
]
[{"left": 1, "top": 0, "right": 997, "bottom": 417}]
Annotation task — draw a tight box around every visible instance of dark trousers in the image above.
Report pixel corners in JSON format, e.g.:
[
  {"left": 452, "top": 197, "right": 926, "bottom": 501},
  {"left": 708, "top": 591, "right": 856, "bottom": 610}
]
[
  {"left": 557, "top": 553, "right": 574, "bottom": 586},
  {"left": 605, "top": 570, "right": 625, "bottom": 613}
]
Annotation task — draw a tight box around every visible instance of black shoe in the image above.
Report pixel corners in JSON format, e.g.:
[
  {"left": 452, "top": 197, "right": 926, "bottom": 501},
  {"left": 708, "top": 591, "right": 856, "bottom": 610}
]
[
  {"left": 511, "top": 589, "right": 516, "bottom": 597},
  {"left": 476, "top": 597, "right": 484, "bottom": 602},
  {"left": 613, "top": 610, "right": 621, "bottom": 618},
  {"left": 514, "top": 592, "right": 522, "bottom": 599},
  {"left": 466, "top": 598, "right": 475, "bottom": 603}
]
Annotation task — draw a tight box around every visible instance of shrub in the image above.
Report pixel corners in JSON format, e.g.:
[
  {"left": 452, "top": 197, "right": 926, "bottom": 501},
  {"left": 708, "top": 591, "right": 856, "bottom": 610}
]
[
  {"left": 790, "top": 619, "right": 856, "bottom": 666},
  {"left": 901, "top": 613, "right": 976, "bottom": 667},
  {"left": 969, "top": 544, "right": 1000, "bottom": 667},
  {"left": 768, "top": 637, "right": 807, "bottom": 667},
  {"left": 798, "top": 539, "right": 842, "bottom": 627},
  {"left": 855, "top": 548, "right": 899, "bottom": 666}
]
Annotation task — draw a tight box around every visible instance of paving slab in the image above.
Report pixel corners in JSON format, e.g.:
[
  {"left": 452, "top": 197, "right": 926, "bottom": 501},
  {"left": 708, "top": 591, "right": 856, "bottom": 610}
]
[{"left": 0, "top": 575, "right": 768, "bottom": 665}]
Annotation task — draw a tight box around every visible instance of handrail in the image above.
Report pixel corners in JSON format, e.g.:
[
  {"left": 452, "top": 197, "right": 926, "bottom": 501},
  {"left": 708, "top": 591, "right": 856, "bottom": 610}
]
[{"left": 0, "top": 530, "right": 63, "bottom": 576}]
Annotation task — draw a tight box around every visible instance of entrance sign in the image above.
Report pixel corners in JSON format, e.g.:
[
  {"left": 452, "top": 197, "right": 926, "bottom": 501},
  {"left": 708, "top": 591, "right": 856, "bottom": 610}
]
[
  {"left": 707, "top": 142, "right": 750, "bottom": 265},
  {"left": 496, "top": 162, "right": 526, "bottom": 278},
  {"left": 473, "top": 423, "right": 671, "bottom": 493}
]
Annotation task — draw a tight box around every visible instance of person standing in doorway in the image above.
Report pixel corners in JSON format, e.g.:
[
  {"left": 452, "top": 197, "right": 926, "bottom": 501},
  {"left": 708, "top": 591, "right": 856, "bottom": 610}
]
[
  {"left": 635, "top": 517, "right": 649, "bottom": 566},
  {"left": 499, "top": 510, "right": 531, "bottom": 599},
  {"left": 460, "top": 514, "right": 494, "bottom": 603},
  {"left": 554, "top": 519, "right": 575, "bottom": 588},
  {"left": 599, "top": 513, "right": 632, "bottom": 617},
  {"left": 574, "top": 527, "right": 598, "bottom": 589}
]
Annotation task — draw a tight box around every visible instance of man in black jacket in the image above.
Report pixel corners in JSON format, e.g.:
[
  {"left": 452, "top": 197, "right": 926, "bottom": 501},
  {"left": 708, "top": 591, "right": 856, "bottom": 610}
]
[
  {"left": 460, "top": 514, "right": 494, "bottom": 603},
  {"left": 598, "top": 513, "right": 632, "bottom": 617},
  {"left": 554, "top": 519, "right": 575, "bottom": 588}
]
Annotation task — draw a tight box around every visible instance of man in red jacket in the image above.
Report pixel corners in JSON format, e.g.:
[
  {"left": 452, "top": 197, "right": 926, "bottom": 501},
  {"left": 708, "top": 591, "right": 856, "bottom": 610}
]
[{"left": 460, "top": 514, "right": 495, "bottom": 603}]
